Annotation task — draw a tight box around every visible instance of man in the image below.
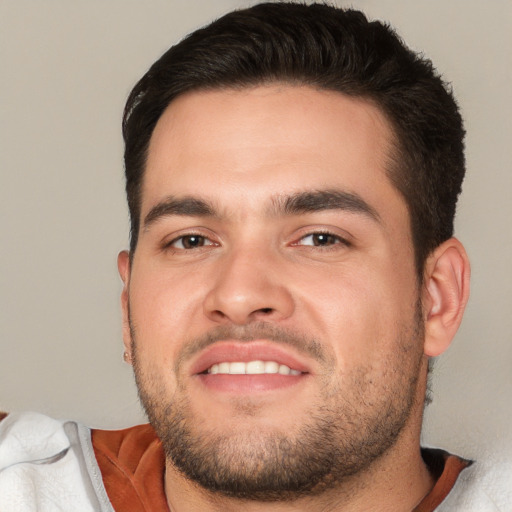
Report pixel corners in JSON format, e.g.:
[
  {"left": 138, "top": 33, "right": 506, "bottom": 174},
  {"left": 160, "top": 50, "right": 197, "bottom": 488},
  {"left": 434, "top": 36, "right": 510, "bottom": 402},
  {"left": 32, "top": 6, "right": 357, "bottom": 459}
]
[{"left": 0, "top": 2, "right": 509, "bottom": 511}]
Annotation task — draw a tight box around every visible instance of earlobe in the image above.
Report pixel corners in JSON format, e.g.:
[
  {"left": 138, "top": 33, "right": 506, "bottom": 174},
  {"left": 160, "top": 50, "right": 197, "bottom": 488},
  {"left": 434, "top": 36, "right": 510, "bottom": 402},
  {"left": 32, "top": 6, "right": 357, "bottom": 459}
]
[
  {"left": 117, "top": 251, "right": 133, "bottom": 364},
  {"left": 422, "top": 238, "right": 470, "bottom": 357}
]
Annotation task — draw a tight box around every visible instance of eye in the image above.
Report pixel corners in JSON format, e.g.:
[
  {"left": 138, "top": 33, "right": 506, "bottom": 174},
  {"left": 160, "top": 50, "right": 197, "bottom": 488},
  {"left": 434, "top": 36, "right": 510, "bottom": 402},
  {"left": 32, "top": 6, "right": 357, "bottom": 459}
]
[
  {"left": 296, "top": 232, "right": 348, "bottom": 247},
  {"left": 168, "top": 234, "right": 215, "bottom": 250}
]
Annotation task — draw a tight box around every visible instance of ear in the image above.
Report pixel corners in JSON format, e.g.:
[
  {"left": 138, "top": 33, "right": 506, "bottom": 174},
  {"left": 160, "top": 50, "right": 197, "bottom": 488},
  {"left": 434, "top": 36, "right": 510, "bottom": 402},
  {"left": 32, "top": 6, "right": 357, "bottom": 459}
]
[
  {"left": 117, "top": 250, "right": 133, "bottom": 364},
  {"left": 422, "top": 238, "right": 470, "bottom": 357}
]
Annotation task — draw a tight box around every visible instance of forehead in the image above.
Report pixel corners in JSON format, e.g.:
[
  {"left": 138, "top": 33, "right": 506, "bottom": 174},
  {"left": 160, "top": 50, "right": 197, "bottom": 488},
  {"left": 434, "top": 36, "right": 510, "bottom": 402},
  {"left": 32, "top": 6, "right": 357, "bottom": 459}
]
[{"left": 143, "top": 85, "right": 403, "bottom": 223}]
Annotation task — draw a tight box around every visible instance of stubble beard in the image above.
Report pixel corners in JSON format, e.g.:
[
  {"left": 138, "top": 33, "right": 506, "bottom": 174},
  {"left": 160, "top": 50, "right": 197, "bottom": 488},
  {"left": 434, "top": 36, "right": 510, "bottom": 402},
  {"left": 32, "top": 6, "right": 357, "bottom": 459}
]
[{"left": 130, "top": 312, "right": 425, "bottom": 502}]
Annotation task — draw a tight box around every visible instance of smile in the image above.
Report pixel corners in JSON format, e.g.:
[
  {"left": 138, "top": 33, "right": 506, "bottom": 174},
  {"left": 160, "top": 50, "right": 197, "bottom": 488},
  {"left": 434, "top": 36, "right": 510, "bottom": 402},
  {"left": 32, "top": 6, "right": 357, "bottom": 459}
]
[{"left": 207, "top": 360, "right": 302, "bottom": 375}]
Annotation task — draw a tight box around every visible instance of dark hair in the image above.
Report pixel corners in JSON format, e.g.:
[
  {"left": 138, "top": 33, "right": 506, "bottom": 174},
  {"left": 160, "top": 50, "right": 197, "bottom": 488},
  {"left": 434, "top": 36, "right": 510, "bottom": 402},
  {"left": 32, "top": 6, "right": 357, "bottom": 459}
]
[{"left": 123, "top": 2, "right": 465, "bottom": 275}]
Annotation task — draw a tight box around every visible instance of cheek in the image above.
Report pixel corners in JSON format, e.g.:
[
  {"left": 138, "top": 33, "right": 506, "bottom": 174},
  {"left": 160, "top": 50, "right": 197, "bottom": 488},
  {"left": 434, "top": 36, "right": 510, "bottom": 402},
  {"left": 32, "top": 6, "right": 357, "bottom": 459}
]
[
  {"left": 127, "top": 268, "right": 203, "bottom": 361},
  {"left": 295, "top": 263, "right": 417, "bottom": 368}
]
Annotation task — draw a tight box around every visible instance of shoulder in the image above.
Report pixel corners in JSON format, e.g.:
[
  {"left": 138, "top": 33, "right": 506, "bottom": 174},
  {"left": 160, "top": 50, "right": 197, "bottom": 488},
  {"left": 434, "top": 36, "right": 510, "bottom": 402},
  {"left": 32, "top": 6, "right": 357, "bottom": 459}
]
[
  {"left": 436, "top": 449, "right": 512, "bottom": 512},
  {"left": 0, "top": 411, "right": 72, "bottom": 467},
  {"left": 0, "top": 411, "right": 113, "bottom": 511}
]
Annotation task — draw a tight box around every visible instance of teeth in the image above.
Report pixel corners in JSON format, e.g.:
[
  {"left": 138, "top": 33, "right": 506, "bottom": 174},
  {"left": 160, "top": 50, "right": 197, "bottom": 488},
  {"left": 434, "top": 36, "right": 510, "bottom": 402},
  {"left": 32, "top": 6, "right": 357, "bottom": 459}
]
[
  {"left": 229, "top": 362, "right": 245, "bottom": 374},
  {"left": 264, "top": 361, "right": 279, "bottom": 374},
  {"left": 218, "top": 362, "right": 230, "bottom": 373},
  {"left": 207, "top": 360, "right": 301, "bottom": 375},
  {"left": 246, "top": 360, "right": 265, "bottom": 374}
]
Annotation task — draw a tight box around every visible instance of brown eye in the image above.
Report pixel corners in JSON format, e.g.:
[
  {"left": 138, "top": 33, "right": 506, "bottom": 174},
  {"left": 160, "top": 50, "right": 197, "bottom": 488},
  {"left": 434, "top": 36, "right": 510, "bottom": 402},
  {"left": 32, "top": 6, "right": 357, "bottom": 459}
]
[
  {"left": 171, "top": 235, "right": 212, "bottom": 249},
  {"left": 299, "top": 233, "right": 344, "bottom": 247},
  {"left": 312, "top": 233, "right": 338, "bottom": 246}
]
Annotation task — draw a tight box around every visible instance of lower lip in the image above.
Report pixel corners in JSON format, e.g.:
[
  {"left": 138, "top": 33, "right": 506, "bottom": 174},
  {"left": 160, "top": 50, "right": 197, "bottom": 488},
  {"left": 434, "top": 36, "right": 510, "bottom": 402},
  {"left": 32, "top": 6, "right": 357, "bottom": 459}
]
[{"left": 197, "top": 373, "right": 306, "bottom": 393}]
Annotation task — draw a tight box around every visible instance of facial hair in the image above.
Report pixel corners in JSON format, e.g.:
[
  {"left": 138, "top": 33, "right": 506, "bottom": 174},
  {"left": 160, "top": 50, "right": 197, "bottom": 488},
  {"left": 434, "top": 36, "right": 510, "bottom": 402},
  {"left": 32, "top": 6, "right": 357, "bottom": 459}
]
[{"left": 130, "top": 311, "right": 424, "bottom": 502}]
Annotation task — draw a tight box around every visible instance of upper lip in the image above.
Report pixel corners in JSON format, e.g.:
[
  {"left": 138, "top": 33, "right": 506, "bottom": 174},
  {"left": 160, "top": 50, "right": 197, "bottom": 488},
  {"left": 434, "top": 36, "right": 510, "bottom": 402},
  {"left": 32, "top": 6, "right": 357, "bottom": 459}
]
[{"left": 189, "top": 341, "right": 312, "bottom": 375}]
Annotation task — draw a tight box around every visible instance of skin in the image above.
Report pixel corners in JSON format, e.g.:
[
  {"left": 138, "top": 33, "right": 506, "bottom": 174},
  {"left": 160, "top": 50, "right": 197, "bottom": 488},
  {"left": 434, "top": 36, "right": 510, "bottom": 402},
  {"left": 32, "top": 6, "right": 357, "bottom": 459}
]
[{"left": 118, "top": 85, "right": 470, "bottom": 511}]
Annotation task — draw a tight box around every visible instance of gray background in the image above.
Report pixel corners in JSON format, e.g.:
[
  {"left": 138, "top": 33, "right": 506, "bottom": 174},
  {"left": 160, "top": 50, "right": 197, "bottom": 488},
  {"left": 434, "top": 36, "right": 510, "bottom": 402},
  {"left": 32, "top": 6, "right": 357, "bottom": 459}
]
[{"left": 1, "top": 0, "right": 511, "bottom": 462}]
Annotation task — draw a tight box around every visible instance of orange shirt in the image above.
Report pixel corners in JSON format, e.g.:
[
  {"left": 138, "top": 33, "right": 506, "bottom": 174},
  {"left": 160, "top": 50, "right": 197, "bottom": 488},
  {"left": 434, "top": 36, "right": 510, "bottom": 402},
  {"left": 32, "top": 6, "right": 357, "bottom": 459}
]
[
  {"left": 92, "top": 424, "right": 471, "bottom": 511},
  {"left": 92, "top": 425, "right": 168, "bottom": 512}
]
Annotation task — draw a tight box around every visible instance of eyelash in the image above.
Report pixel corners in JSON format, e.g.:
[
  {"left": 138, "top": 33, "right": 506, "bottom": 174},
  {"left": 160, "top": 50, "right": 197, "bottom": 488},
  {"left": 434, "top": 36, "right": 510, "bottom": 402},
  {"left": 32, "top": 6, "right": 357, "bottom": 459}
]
[
  {"left": 165, "top": 233, "right": 217, "bottom": 251},
  {"left": 294, "top": 231, "right": 351, "bottom": 249},
  {"left": 163, "top": 230, "right": 350, "bottom": 252}
]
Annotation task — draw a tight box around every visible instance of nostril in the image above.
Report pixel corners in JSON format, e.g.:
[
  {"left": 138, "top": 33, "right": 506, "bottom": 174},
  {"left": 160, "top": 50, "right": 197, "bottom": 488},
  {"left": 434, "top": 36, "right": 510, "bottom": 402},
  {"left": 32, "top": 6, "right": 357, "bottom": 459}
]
[{"left": 259, "top": 308, "right": 273, "bottom": 314}]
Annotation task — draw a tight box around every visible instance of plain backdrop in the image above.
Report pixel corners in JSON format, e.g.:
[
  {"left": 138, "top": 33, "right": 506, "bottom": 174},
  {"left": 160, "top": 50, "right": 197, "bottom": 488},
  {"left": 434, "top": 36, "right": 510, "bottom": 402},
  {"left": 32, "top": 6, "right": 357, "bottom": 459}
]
[{"left": 1, "top": 0, "right": 511, "bottom": 462}]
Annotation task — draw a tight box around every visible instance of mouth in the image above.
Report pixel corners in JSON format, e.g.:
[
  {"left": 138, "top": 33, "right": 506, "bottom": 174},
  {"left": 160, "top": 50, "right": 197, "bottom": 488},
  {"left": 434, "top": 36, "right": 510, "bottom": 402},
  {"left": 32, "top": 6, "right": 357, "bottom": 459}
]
[
  {"left": 206, "top": 360, "right": 302, "bottom": 376},
  {"left": 191, "top": 341, "right": 311, "bottom": 393}
]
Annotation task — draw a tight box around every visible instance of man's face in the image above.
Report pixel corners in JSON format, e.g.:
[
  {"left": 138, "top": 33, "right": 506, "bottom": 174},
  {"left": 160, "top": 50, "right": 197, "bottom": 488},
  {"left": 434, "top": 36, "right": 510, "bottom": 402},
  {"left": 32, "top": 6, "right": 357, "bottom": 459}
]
[{"left": 120, "top": 85, "right": 427, "bottom": 498}]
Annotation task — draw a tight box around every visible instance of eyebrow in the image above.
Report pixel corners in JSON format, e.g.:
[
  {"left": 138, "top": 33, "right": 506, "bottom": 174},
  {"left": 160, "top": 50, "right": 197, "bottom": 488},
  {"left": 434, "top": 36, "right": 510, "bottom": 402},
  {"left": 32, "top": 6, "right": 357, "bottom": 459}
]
[
  {"left": 143, "top": 196, "right": 216, "bottom": 230},
  {"left": 271, "top": 189, "right": 380, "bottom": 222},
  {"left": 143, "top": 189, "right": 380, "bottom": 230}
]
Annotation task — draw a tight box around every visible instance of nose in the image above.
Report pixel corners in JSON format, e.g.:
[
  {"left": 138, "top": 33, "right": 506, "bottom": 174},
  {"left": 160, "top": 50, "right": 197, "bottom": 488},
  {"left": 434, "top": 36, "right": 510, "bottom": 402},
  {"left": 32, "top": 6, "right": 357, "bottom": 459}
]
[{"left": 203, "top": 246, "right": 295, "bottom": 325}]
